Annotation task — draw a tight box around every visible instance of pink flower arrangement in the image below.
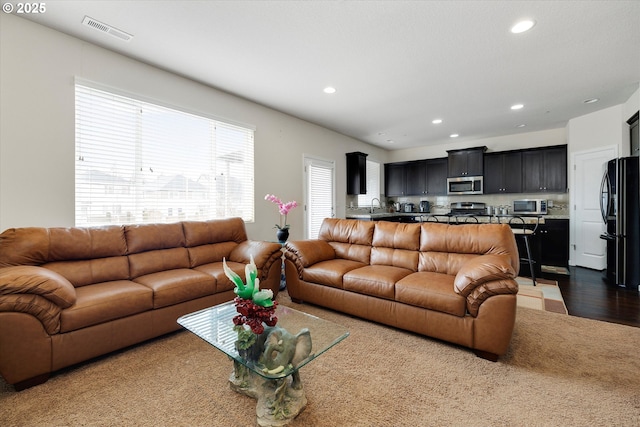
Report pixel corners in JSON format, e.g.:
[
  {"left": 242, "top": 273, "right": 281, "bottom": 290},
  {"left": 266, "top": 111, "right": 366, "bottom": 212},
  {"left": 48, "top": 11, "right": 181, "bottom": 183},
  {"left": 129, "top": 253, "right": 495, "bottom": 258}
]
[{"left": 265, "top": 194, "right": 298, "bottom": 230}]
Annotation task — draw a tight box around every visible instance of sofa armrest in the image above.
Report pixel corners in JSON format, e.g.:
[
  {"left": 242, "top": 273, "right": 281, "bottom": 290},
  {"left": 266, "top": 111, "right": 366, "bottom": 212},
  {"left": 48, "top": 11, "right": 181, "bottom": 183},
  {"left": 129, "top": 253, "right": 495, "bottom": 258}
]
[
  {"left": 229, "top": 240, "right": 283, "bottom": 281},
  {"left": 284, "top": 240, "right": 336, "bottom": 278},
  {"left": 453, "top": 254, "right": 518, "bottom": 317},
  {"left": 453, "top": 254, "right": 516, "bottom": 297},
  {"left": 0, "top": 266, "right": 76, "bottom": 308},
  {"left": 0, "top": 266, "right": 77, "bottom": 334},
  {"left": 464, "top": 279, "right": 519, "bottom": 317}
]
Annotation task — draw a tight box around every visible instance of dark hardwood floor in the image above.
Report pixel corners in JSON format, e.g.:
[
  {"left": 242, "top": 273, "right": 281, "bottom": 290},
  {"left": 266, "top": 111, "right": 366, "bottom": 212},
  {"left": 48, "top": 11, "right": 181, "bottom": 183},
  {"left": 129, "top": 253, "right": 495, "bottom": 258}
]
[{"left": 543, "top": 266, "right": 640, "bottom": 328}]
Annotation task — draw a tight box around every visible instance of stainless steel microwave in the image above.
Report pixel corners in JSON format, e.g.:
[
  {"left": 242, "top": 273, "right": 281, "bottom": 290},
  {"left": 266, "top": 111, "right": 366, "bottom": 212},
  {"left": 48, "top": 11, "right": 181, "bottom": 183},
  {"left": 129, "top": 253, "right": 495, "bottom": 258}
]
[
  {"left": 512, "top": 199, "right": 548, "bottom": 215},
  {"left": 447, "top": 176, "right": 483, "bottom": 195}
]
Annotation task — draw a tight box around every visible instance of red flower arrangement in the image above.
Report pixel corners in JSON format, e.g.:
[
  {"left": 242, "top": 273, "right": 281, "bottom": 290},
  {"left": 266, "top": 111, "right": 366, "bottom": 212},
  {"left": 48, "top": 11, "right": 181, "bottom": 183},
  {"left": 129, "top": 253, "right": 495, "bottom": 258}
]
[{"left": 233, "top": 296, "right": 278, "bottom": 335}]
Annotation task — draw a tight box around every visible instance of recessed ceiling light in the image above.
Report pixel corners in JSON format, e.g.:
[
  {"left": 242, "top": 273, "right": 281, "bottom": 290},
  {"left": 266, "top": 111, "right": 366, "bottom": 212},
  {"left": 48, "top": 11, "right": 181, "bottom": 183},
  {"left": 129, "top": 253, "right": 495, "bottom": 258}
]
[
  {"left": 511, "top": 104, "right": 524, "bottom": 110},
  {"left": 323, "top": 87, "right": 336, "bottom": 94},
  {"left": 516, "top": 124, "right": 526, "bottom": 128},
  {"left": 386, "top": 139, "right": 394, "bottom": 144},
  {"left": 511, "top": 20, "right": 536, "bottom": 34},
  {"left": 432, "top": 119, "right": 443, "bottom": 124},
  {"left": 583, "top": 98, "right": 599, "bottom": 104},
  {"left": 450, "top": 134, "right": 459, "bottom": 138}
]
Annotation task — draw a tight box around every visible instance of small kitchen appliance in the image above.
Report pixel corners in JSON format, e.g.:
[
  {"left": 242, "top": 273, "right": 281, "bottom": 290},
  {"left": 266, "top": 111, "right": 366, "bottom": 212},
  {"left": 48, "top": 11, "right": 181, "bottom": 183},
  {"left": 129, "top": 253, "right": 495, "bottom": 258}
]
[
  {"left": 404, "top": 203, "right": 415, "bottom": 213},
  {"left": 419, "top": 201, "right": 430, "bottom": 213},
  {"left": 512, "top": 199, "right": 547, "bottom": 215}
]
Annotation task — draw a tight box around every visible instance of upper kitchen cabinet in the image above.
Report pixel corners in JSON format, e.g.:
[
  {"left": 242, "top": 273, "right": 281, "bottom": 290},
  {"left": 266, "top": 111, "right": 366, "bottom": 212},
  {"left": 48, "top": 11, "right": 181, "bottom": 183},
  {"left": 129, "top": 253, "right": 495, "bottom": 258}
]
[
  {"left": 384, "top": 162, "right": 407, "bottom": 196},
  {"left": 447, "top": 147, "right": 486, "bottom": 177},
  {"left": 387, "top": 157, "right": 447, "bottom": 197},
  {"left": 425, "top": 157, "right": 448, "bottom": 195},
  {"left": 484, "top": 151, "right": 522, "bottom": 194},
  {"left": 522, "top": 145, "right": 567, "bottom": 193},
  {"left": 405, "top": 160, "right": 426, "bottom": 195},
  {"left": 346, "top": 152, "right": 367, "bottom": 195}
]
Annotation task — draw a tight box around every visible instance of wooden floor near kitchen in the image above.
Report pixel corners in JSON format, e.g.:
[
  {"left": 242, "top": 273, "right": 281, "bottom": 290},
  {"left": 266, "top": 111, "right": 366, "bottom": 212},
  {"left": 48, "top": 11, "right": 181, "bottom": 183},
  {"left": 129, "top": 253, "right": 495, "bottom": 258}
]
[{"left": 543, "top": 266, "right": 640, "bottom": 327}]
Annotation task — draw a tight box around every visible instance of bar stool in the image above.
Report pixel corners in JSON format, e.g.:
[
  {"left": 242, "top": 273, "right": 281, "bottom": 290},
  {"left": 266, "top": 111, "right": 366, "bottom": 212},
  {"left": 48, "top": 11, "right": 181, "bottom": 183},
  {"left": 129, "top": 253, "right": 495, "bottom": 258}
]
[{"left": 508, "top": 216, "right": 540, "bottom": 286}]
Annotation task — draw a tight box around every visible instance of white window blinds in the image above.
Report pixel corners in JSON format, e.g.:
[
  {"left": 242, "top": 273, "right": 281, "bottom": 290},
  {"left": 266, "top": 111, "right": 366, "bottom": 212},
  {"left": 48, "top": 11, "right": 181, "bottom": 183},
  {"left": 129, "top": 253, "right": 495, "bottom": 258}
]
[
  {"left": 357, "top": 160, "right": 381, "bottom": 207},
  {"left": 305, "top": 157, "right": 334, "bottom": 239},
  {"left": 75, "top": 84, "right": 254, "bottom": 226}
]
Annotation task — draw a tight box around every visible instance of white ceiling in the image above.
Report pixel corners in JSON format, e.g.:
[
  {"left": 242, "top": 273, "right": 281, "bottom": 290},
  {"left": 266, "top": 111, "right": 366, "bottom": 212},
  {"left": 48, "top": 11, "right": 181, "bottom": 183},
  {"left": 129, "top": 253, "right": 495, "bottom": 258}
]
[{"left": 19, "top": 1, "right": 640, "bottom": 150}]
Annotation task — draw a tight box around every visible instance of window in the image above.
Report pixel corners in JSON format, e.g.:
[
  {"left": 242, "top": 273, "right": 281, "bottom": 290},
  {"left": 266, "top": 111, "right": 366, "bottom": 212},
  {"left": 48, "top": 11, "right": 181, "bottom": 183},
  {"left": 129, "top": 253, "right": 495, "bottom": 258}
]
[
  {"left": 304, "top": 156, "right": 335, "bottom": 239},
  {"left": 75, "top": 83, "right": 254, "bottom": 226},
  {"left": 357, "top": 160, "right": 381, "bottom": 207}
]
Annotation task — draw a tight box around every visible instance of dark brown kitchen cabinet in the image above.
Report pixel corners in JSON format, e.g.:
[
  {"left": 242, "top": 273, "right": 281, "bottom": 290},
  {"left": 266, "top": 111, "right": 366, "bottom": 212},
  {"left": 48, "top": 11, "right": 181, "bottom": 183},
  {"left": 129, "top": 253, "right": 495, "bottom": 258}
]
[
  {"left": 384, "top": 162, "right": 407, "bottom": 196},
  {"left": 522, "top": 145, "right": 567, "bottom": 193},
  {"left": 484, "top": 151, "right": 522, "bottom": 194},
  {"left": 392, "top": 157, "right": 447, "bottom": 196},
  {"left": 447, "top": 147, "right": 486, "bottom": 177},
  {"left": 539, "top": 219, "right": 569, "bottom": 268},
  {"left": 405, "top": 160, "right": 426, "bottom": 195},
  {"left": 425, "top": 157, "right": 447, "bottom": 195},
  {"left": 346, "top": 152, "right": 367, "bottom": 195}
]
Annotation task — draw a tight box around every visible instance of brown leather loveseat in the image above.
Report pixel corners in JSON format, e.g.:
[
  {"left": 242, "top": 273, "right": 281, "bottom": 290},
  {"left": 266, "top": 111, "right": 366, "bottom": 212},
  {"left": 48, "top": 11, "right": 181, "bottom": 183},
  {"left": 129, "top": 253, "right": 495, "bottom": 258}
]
[
  {"left": 284, "top": 218, "right": 520, "bottom": 361},
  {"left": 0, "top": 218, "right": 283, "bottom": 390}
]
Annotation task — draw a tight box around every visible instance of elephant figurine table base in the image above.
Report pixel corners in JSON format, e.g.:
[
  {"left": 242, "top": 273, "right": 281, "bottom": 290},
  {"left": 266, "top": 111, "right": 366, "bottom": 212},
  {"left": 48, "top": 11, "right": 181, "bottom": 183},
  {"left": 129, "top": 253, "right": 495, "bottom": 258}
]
[
  {"left": 229, "top": 326, "right": 313, "bottom": 427},
  {"left": 229, "top": 361, "right": 307, "bottom": 427}
]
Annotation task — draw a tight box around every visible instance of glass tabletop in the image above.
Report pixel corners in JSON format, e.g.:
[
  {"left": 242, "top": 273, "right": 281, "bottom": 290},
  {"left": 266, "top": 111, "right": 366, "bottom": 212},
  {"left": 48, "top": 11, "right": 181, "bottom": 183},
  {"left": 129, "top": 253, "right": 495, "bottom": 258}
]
[{"left": 177, "top": 301, "right": 349, "bottom": 379}]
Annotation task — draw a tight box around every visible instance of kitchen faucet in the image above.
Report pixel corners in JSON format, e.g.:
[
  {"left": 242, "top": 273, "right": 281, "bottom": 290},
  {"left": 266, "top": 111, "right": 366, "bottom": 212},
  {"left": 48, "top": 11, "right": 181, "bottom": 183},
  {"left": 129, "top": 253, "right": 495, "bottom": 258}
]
[{"left": 370, "top": 198, "right": 381, "bottom": 214}]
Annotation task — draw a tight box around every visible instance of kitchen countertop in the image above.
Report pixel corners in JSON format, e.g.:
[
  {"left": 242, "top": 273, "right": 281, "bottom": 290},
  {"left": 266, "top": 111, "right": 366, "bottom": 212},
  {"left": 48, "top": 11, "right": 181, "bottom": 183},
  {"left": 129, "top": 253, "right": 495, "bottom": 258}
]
[{"left": 346, "top": 212, "right": 569, "bottom": 222}]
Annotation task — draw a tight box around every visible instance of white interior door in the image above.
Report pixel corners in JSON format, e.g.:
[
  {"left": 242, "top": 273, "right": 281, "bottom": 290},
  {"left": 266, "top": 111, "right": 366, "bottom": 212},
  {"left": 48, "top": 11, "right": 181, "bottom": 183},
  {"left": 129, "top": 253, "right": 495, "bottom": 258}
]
[
  {"left": 303, "top": 155, "right": 335, "bottom": 239},
  {"left": 572, "top": 146, "right": 617, "bottom": 269}
]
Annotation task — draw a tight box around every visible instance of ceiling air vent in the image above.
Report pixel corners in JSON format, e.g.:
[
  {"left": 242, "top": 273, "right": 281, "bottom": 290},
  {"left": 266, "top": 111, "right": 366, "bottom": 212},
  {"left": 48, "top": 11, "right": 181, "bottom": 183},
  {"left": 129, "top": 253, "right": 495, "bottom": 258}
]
[{"left": 82, "top": 16, "right": 133, "bottom": 42}]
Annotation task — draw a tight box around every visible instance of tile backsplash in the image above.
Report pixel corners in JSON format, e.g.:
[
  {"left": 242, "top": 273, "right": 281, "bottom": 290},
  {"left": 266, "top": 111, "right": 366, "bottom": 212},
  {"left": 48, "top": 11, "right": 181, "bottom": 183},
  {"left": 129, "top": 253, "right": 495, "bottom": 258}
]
[{"left": 346, "top": 193, "right": 570, "bottom": 216}]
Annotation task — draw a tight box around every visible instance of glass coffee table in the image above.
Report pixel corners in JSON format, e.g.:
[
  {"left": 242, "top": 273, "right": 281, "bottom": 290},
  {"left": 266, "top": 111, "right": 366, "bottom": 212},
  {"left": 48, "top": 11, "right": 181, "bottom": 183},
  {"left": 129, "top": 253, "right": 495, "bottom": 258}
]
[{"left": 178, "top": 301, "right": 349, "bottom": 427}]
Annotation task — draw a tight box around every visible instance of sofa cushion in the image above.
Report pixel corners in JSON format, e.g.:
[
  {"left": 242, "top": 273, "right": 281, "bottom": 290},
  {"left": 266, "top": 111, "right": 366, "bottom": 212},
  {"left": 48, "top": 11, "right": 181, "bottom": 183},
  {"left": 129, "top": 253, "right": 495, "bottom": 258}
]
[
  {"left": 125, "top": 223, "right": 185, "bottom": 254},
  {"left": 372, "top": 221, "right": 420, "bottom": 250},
  {"left": 302, "top": 259, "right": 366, "bottom": 289},
  {"left": 328, "top": 242, "right": 372, "bottom": 264},
  {"left": 187, "top": 242, "right": 238, "bottom": 267},
  {"left": 419, "top": 223, "right": 519, "bottom": 274},
  {"left": 371, "top": 247, "right": 419, "bottom": 271},
  {"left": 395, "top": 272, "right": 466, "bottom": 317},
  {"left": 0, "top": 225, "right": 126, "bottom": 267},
  {"left": 129, "top": 247, "right": 190, "bottom": 278},
  {"left": 319, "top": 218, "right": 374, "bottom": 245},
  {"left": 43, "top": 256, "right": 130, "bottom": 288},
  {"left": 183, "top": 218, "right": 248, "bottom": 247},
  {"left": 49, "top": 226, "right": 127, "bottom": 261},
  {"left": 60, "top": 281, "right": 153, "bottom": 332},
  {"left": 320, "top": 219, "right": 374, "bottom": 264},
  {"left": 195, "top": 261, "right": 246, "bottom": 293},
  {"left": 343, "top": 265, "right": 413, "bottom": 300},
  {"left": 133, "top": 269, "right": 216, "bottom": 308}
]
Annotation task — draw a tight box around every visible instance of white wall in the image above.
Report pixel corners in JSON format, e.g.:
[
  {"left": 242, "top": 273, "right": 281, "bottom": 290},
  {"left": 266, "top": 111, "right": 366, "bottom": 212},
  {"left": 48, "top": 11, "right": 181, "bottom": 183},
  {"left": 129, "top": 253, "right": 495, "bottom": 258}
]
[
  {"left": 0, "top": 14, "right": 388, "bottom": 240},
  {"left": 567, "top": 104, "right": 628, "bottom": 156}
]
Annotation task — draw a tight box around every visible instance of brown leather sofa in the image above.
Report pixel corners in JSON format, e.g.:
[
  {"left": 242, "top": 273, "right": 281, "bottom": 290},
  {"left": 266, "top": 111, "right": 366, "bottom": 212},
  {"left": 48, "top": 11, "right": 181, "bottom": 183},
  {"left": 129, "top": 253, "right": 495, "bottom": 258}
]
[
  {"left": 0, "top": 218, "right": 283, "bottom": 390},
  {"left": 284, "top": 218, "right": 520, "bottom": 361}
]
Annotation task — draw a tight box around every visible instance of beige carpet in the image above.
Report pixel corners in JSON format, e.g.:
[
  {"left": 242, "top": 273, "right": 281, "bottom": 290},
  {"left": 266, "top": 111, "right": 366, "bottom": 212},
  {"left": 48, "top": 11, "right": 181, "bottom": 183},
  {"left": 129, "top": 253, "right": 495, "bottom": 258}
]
[
  {"left": 516, "top": 277, "right": 568, "bottom": 314},
  {"left": 1, "top": 291, "right": 639, "bottom": 427}
]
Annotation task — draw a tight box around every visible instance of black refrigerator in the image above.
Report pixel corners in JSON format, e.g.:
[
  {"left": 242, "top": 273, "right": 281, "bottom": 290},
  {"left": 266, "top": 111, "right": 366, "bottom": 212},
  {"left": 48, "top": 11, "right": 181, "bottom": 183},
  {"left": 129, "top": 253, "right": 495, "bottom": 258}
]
[{"left": 600, "top": 157, "right": 640, "bottom": 290}]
